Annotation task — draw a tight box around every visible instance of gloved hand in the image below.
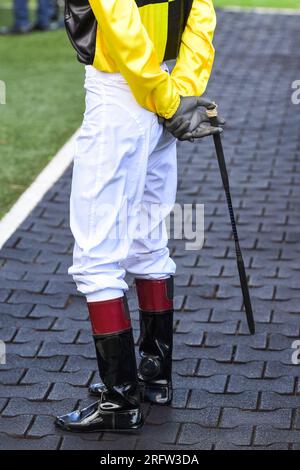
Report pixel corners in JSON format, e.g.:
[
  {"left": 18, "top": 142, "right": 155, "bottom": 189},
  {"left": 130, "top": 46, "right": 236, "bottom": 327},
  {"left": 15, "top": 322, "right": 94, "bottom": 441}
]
[
  {"left": 161, "top": 96, "right": 224, "bottom": 140},
  {"left": 179, "top": 108, "right": 225, "bottom": 142}
]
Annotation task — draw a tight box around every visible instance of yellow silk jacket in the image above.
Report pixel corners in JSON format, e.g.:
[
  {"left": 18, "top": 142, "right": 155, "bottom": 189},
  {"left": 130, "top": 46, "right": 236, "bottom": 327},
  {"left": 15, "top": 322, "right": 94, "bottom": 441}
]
[{"left": 65, "top": 0, "right": 216, "bottom": 119}]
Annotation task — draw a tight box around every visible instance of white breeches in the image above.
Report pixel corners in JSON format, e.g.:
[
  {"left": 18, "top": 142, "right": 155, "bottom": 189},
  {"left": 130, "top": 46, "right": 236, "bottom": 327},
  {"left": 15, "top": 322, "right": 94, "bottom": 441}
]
[{"left": 68, "top": 64, "right": 177, "bottom": 301}]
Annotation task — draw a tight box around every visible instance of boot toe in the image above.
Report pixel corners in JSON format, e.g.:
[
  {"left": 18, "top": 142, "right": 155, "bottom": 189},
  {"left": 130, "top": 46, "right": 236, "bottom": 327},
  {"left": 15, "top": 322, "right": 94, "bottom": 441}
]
[
  {"left": 55, "top": 402, "right": 101, "bottom": 431},
  {"left": 55, "top": 410, "right": 81, "bottom": 430}
]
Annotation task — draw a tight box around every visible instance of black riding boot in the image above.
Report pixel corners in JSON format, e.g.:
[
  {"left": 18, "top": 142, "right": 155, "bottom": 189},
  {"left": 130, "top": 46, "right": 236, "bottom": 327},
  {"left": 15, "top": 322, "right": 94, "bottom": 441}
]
[
  {"left": 90, "top": 277, "right": 174, "bottom": 405},
  {"left": 55, "top": 296, "right": 143, "bottom": 432},
  {"left": 135, "top": 277, "right": 174, "bottom": 405}
]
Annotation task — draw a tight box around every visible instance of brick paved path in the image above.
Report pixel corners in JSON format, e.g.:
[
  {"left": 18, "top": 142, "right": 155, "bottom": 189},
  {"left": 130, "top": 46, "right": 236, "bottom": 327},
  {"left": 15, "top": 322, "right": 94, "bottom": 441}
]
[{"left": 0, "top": 10, "right": 300, "bottom": 450}]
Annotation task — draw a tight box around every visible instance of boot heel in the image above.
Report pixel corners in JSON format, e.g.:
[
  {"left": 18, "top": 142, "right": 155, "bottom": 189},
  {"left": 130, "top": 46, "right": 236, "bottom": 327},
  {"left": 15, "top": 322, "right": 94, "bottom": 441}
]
[
  {"left": 115, "top": 409, "right": 144, "bottom": 430},
  {"left": 141, "top": 381, "right": 173, "bottom": 405}
]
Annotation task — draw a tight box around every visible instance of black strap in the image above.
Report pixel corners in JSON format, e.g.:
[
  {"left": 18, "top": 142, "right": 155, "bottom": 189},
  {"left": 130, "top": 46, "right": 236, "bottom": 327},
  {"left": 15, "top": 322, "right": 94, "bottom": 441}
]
[{"left": 209, "top": 116, "right": 255, "bottom": 335}]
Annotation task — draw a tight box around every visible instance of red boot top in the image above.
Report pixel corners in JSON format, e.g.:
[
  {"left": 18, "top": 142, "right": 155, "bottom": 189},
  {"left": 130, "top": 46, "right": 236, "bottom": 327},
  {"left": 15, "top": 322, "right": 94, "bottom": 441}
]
[
  {"left": 88, "top": 296, "right": 131, "bottom": 336},
  {"left": 135, "top": 277, "right": 173, "bottom": 313}
]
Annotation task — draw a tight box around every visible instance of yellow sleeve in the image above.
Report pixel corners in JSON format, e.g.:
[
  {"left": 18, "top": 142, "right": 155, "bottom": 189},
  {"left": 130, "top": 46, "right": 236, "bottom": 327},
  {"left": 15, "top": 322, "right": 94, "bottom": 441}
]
[
  {"left": 88, "top": 0, "right": 180, "bottom": 119},
  {"left": 171, "top": 0, "right": 216, "bottom": 97}
]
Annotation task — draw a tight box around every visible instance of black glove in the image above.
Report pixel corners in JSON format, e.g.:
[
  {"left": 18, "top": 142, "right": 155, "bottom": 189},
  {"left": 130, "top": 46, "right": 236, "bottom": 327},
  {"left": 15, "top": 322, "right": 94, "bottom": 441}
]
[
  {"left": 162, "top": 96, "right": 223, "bottom": 140},
  {"left": 179, "top": 109, "right": 225, "bottom": 142}
]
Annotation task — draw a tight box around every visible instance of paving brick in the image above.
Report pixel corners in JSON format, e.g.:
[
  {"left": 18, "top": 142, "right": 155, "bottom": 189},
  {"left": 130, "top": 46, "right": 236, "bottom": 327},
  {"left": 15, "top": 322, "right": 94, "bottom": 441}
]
[
  {"left": 241, "top": 321, "right": 299, "bottom": 337},
  {"left": 51, "top": 317, "right": 90, "bottom": 332},
  {"left": 6, "top": 341, "right": 41, "bottom": 358},
  {"left": 171, "top": 388, "right": 189, "bottom": 409},
  {"left": 178, "top": 332, "right": 204, "bottom": 347},
  {"left": 138, "top": 440, "right": 212, "bottom": 450},
  {"left": 24, "top": 260, "right": 60, "bottom": 274},
  {"left": 268, "top": 334, "right": 296, "bottom": 351},
  {"left": 35, "top": 251, "right": 71, "bottom": 265},
  {"left": 273, "top": 311, "right": 300, "bottom": 326},
  {"left": 176, "top": 319, "right": 238, "bottom": 334},
  {"left": 254, "top": 426, "right": 300, "bottom": 446},
  {"left": 30, "top": 299, "right": 88, "bottom": 320},
  {"left": 21, "top": 369, "right": 92, "bottom": 386},
  {"left": 173, "top": 358, "right": 198, "bottom": 376},
  {"left": 38, "top": 342, "right": 94, "bottom": 358},
  {"left": 61, "top": 436, "right": 137, "bottom": 450},
  {"left": 27, "top": 415, "right": 61, "bottom": 438},
  {"left": 147, "top": 406, "right": 220, "bottom": 427},
  {"left": 0, "top": 303, "right": 35, "bottom": 318},
  {"left": 0, "top": 384, "right": 50, "bottom": 400},
  {"left": 197, "top": 359, "right": 264, "bottom": 379},
  {"left": 0, "top": 263, "right": 27, "bottom": 279},
  {"left": 24, "top": 273, "right": 73, "bottom": 283},
  {"left": 220, "top": 408, "right": 292, "bottom": 429},
  {"left": 227, "top": 375, "right": 295, "bottom": 394},
  {"left": 0, "top": 434, "right": 60, "bottom": 450},
  {"left": 47, "top": 383, "right": 91, "bottom": 400},
  {"left": 173, "top": 374, "right": 227, "bottom": 392},
  {"left": 234, "top": 346, "right": 292, "bottom": 363},
  {"left": 0, "top": 289, "right": 12, "bottom": 302},
  {"left": 76, "top": 329, "right": 94, "bottom": 344},
  {"left": 44, "top": 281, "right": 78, "bottom": 295},
  {"left": 63, "top": 355, "right": 97, "bottom": 372},
  {"left": 0, "top": 327, "right": 17, "bottom": 342},
  {"left": 260, "top": 392, "right": 300, "bottom": 411},
  {"left": 16, "top": 238, "right": 71, "bottom": 255},
  {"left": 204, "top": 332, "right": 268, "bottom": 349},
  {"left": 0, "top": 280, "right": 46, "bottom": 293},
  {"left": 0, "top": 248, "right": 40, "bottom": 264},
  {"left": 179, "top": 424, "right": 253, "bottom": 446},
  {"left": 214, "top": 442, "right": 289, "bottom": 450},
  {"left": 8, "top": 292, "right": 69, "bottom": 308},
  {"left": 174, "top": 309, "right": 211, "bottom": 324},
  {"left": 264, "top": 361, "right": 300, "bottom": 379},
  {"left": 14, "top": 328, "right": 77, "bottom": 344},
  {"left": 0, "top": 415, "right": 32, "bottom": 436},
  {"left": 173, "top": 344, "right": 233, "bottom": 361},
  {"left": 0, "top": 314, "right": 53, "bottom": 330},
  {"left": 188, "top": 390, "right": 258, "bottom": 410},
  {"left": 2, "top": 398, "right": 78, "bottom": 417},
  {"left": 0, "top": 369, "right": 24, "bottom": 385},
  {"left": 211, "top": 306, "right": 272, "bottom": 324},
  {"left": 184, "top": 295, "right": 243, "bottom": 311},
  {"left": 12, "top": 228, "right": 50, "bottom": 243},
  {"left": 135, "top": 423, "right": 180, "bottom": 444},
  {"left": 0, "top": 355, "right": 65, "bottom": 372}
]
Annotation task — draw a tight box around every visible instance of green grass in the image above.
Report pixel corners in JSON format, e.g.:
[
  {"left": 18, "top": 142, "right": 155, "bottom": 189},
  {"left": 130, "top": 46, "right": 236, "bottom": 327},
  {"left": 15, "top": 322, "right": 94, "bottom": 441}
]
[
  {"left": 215, "top": 0, "right": 300, "bottom": 8},
  {"left": 0, "top": 8, "right": 84, "bottom": 218}
]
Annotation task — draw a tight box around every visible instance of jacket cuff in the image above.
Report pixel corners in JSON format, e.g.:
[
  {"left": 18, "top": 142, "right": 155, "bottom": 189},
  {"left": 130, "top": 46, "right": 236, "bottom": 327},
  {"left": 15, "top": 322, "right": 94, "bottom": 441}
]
[{"left": 161, "top": 93, "right": 181, "bottom": 120}]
